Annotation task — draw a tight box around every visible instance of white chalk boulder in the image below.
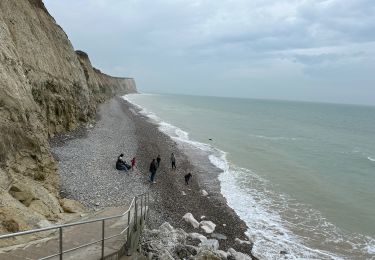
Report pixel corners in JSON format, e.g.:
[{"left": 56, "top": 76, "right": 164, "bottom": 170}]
[
  {"left": 199, "top": 239, "right": 219, "bottom": 250},
  {"left": 199, "top": 220, "right": 216, "bottom": 234},
  {"left": 228, "top": 248, "right": 252, "bottom": 260},
  {"left": 182, "top": 213, "right": 200, "bottom": 228},
  {"left": 235, "top": 238, "right": 252, "bottom": 245},
  {"left": 201, "top": 190, "right": 209, "bottom": 196},
  {"left": 188, "top": 232, "right": 207, "bottom": 242}
]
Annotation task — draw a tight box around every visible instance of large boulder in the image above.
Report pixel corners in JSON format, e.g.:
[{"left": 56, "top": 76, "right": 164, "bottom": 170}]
[
  {"left": 59, "top": 198, "right": 86, "bottom": 213},
  {"left": 183, "top": 212, "right": 200, "bottom": 228}
]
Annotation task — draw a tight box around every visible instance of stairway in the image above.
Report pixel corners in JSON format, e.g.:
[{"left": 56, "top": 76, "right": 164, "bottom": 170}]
[{"left": 0, "top": 194, "right": 149, "bottom": 260}]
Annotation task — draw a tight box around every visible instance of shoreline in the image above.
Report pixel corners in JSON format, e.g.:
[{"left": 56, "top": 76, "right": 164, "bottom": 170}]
[
  {"left": 51, "top": 97, "right": 256, "bottom": 257},
  {"left": 122, "top": 97, "right": 255, "bottom": 255}
]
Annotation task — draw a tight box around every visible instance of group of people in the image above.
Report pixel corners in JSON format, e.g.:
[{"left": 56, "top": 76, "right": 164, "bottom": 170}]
[
  {"left": 116, "top": 154, "right": 136, "bottom": 172},
  {"left": 149, "top": 153, "right": 177, "bottom": 183},
  {"left": 115, "top": 152, "right": 177, "bottom": 184}
]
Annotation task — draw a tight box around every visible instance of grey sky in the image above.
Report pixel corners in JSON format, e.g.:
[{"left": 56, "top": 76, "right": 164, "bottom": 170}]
[{"left": 44, "top": 0, "right": 375, "bottom": 105}]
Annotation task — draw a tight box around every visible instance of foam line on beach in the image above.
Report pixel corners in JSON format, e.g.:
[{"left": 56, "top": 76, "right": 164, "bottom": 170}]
[{"left": 122, "top": 94, "right": 375, "bottom": 259}]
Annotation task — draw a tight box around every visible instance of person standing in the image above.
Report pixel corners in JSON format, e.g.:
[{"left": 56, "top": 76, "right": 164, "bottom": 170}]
[
  {"left": 131, "top": 157, "right": 136, "bottom": 171},
  {"left": 170, "top": 153, "right": 176, "bottom": 170},
  {"left": 149, "top": 159, "right": 157, "bottom": 183},
  {"left": 156, "top": 155, "right": 161, "bottom": 167}
]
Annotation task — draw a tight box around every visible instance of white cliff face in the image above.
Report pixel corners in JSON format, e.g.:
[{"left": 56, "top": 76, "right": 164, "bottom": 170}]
[{"left": 0, "top": 0, "right": 136, "bottom": 234}]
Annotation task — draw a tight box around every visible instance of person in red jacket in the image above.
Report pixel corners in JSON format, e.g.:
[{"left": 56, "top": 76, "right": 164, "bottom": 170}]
[{"left": 131, "top": 157, "right": 136, "bottom": 171}]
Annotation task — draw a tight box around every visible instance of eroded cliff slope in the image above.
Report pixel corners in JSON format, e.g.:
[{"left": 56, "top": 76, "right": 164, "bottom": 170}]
[{"left": 0, "top": 0, "right": 136, "bottom": 233}]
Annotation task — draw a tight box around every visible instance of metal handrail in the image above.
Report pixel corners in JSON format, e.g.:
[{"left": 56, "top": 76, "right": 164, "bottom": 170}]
[{"left": 0, "top": 192, "right": 150, "bottom": 260}]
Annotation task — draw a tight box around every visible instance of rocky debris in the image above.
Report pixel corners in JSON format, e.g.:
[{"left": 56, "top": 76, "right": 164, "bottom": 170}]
[
  {"left": 200, "top": 239, "right": 220, "bottom": 250},
  {"left": 211, "top": 233, "right": 228, "bottom": 240},
  {"left": 189, "top": 232, "right": 208, "bottom": 243},
  {"left": 183, "top": 213, "right": 217, "bottom": 234},
  {"left": 228, "top": 248, "right": 253, "bottom": 260},
  {"left": 200, "top": 220, "right": 216, "bottom": 234},
  {"left": 235, "top": 238, "right": 252, "bottom": 245},
  {"left": 201, "top": 190, "right": 209, "bottom": 196},
  {"left": 183, "top": 213, "right": 200, "bottom": 229},
  {"left": 141, "top": 222, "right": 254, "bottom": 260}
]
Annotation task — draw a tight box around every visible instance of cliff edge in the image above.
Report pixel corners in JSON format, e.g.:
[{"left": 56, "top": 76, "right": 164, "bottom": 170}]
[{"left": 0, "top": 0, "right": 137, "bottom": 234}]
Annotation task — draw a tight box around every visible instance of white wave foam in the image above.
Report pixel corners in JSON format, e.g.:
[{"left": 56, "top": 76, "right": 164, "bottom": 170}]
[
  {"left": 210, "top": 154, "right": 344, "bottom": 260},
  {"left": 248, "top": 134, "right": 298, "bottom": 141},
  {"left": 368, "top": 157, "right": 375, "bottom": 162},
  {"left": 122, "top": 93, "right": 373, "bottom": 259}
]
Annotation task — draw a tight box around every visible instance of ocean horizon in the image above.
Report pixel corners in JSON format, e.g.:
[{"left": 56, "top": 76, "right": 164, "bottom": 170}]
[{"left": 124, "top": 93, "right": 375, "bottom": 259}]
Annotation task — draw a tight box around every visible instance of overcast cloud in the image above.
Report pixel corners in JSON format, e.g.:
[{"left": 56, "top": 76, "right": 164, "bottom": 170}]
[{"left": 44, "top": 0, "right": 375, "bottom": 105}]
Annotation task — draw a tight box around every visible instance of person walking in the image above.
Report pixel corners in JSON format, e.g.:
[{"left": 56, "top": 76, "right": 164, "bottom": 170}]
[
  {"left": 131, "top": 157, "right": 136, "bottom": 171},
  {"left": 149, "top": 159, "right": 157, "bottom": 183},
  {"left": 170, "top": 153, "right": 176, "bottom": 170},
  {"left": 156, "top": 154, "right": 161, "bottom": 167}
]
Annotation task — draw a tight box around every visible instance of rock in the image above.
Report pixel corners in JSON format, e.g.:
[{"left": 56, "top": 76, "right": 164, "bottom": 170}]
[
  {"left": 228, "top": 248, "right": 252, "bottom": 260},
  {"left": 29, "top": 200, "right": 56, "bottom": 219},
  {"left": 195, "top": 249, "right": 222, "bottom": 260},
  {"left": 60, "top": 198, "right": 86, "bottom": 213},
  {"left": 0, "top": 191, "right": 46, "bottom": 235},
  {"left": 159, "top": 249, "right": 174, "bottom": 260},
  {"left": 200, "top": 220, "right": 216, "bottom": 234},
  {"left": 201, "top": 190, "right": 209, "bottom": 196},
  {"left": 183, "top": 213, "right": 200, "bottom": 228},
  {"left": 37, "top": 219, "right": 52, "bottom": 229},
  {"left": 159, "top": 222, "right": 175, "bottom": 233},
  {"left": 235, "top": 238, "right": 252, "bottom": 245},
  {"left": 2, "top": 219, "right": 19, "bottom": 233},
  {"left": 217, "top": 250, "right": 229, "bottom": 259},
  {"left": 181, "top": 191, "right": 187, "bottom": 196},
  {"left": 210, "top": 233, "right": 227, "bottom": 240},
  {"left": 280, "top": 250, "right": 288, "bottom": 255},
  {"left": 189, "top": 232, "right": 208, "bottom": 242},
  {"left": 199, "top": 239, "right": 220, "bottom": 250},
  {"left": 174, "top": 244, "right": 191, "bottom": 259},
  {"left": 201, "top": 215, "right": 206, "bottom": 219}
]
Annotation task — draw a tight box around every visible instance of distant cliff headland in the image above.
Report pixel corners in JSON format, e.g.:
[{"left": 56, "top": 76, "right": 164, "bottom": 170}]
[{"left": 0, "top": 0, "right": 136, "bottom": 233}]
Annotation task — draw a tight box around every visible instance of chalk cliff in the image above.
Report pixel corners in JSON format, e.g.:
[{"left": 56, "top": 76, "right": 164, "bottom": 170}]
[{"left": 0, "top": 0, "right": 136, "bottom": 233}]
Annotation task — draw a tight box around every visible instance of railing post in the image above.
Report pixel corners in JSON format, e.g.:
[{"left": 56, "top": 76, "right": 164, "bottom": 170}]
[
  {"left": 59, "top": 227, "right": 63, "bottom": 260},
  {"left": 127, "top": 209, "right": 131, "bottom": 242},
  {"left": 101, "top": 220, "right": 105, "bottom": 259},
  {"left": 146, "top": 193, "right": 150, "bottom": 225},
  {"left": 140, "top": 195, "right": 143, "bottom": 224},
  {"left": 134, "top": 197, "right": 138, "bottom": 230}
]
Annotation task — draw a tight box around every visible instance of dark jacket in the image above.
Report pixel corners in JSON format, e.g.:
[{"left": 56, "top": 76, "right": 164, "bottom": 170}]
[
  {"left": 149, "top": 161, "right": 157, "bottom": 173},
  {"left": 116, "top": 158, "right": 127, "bottom": 170}
]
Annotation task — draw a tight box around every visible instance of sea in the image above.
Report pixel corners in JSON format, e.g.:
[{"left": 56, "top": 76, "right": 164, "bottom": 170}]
[{"left": 123, "top": 93, "right": 375, "bottom": 259}]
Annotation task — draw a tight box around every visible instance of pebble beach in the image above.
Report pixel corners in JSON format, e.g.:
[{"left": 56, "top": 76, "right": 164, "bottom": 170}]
[{"left": 50, "top": 96, "right": 255, "bottom": 257}]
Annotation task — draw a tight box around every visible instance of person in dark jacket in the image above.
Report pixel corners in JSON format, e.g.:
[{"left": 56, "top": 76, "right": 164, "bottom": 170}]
[
  {"left": 116, "top": 154, "right": 128, "bottom": 172},
  {"left": 156, "top": 155, "right": 161, "bottom": 167},
  {"left": 149, "top": 159, "right": 157, "bottom": 183}
]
